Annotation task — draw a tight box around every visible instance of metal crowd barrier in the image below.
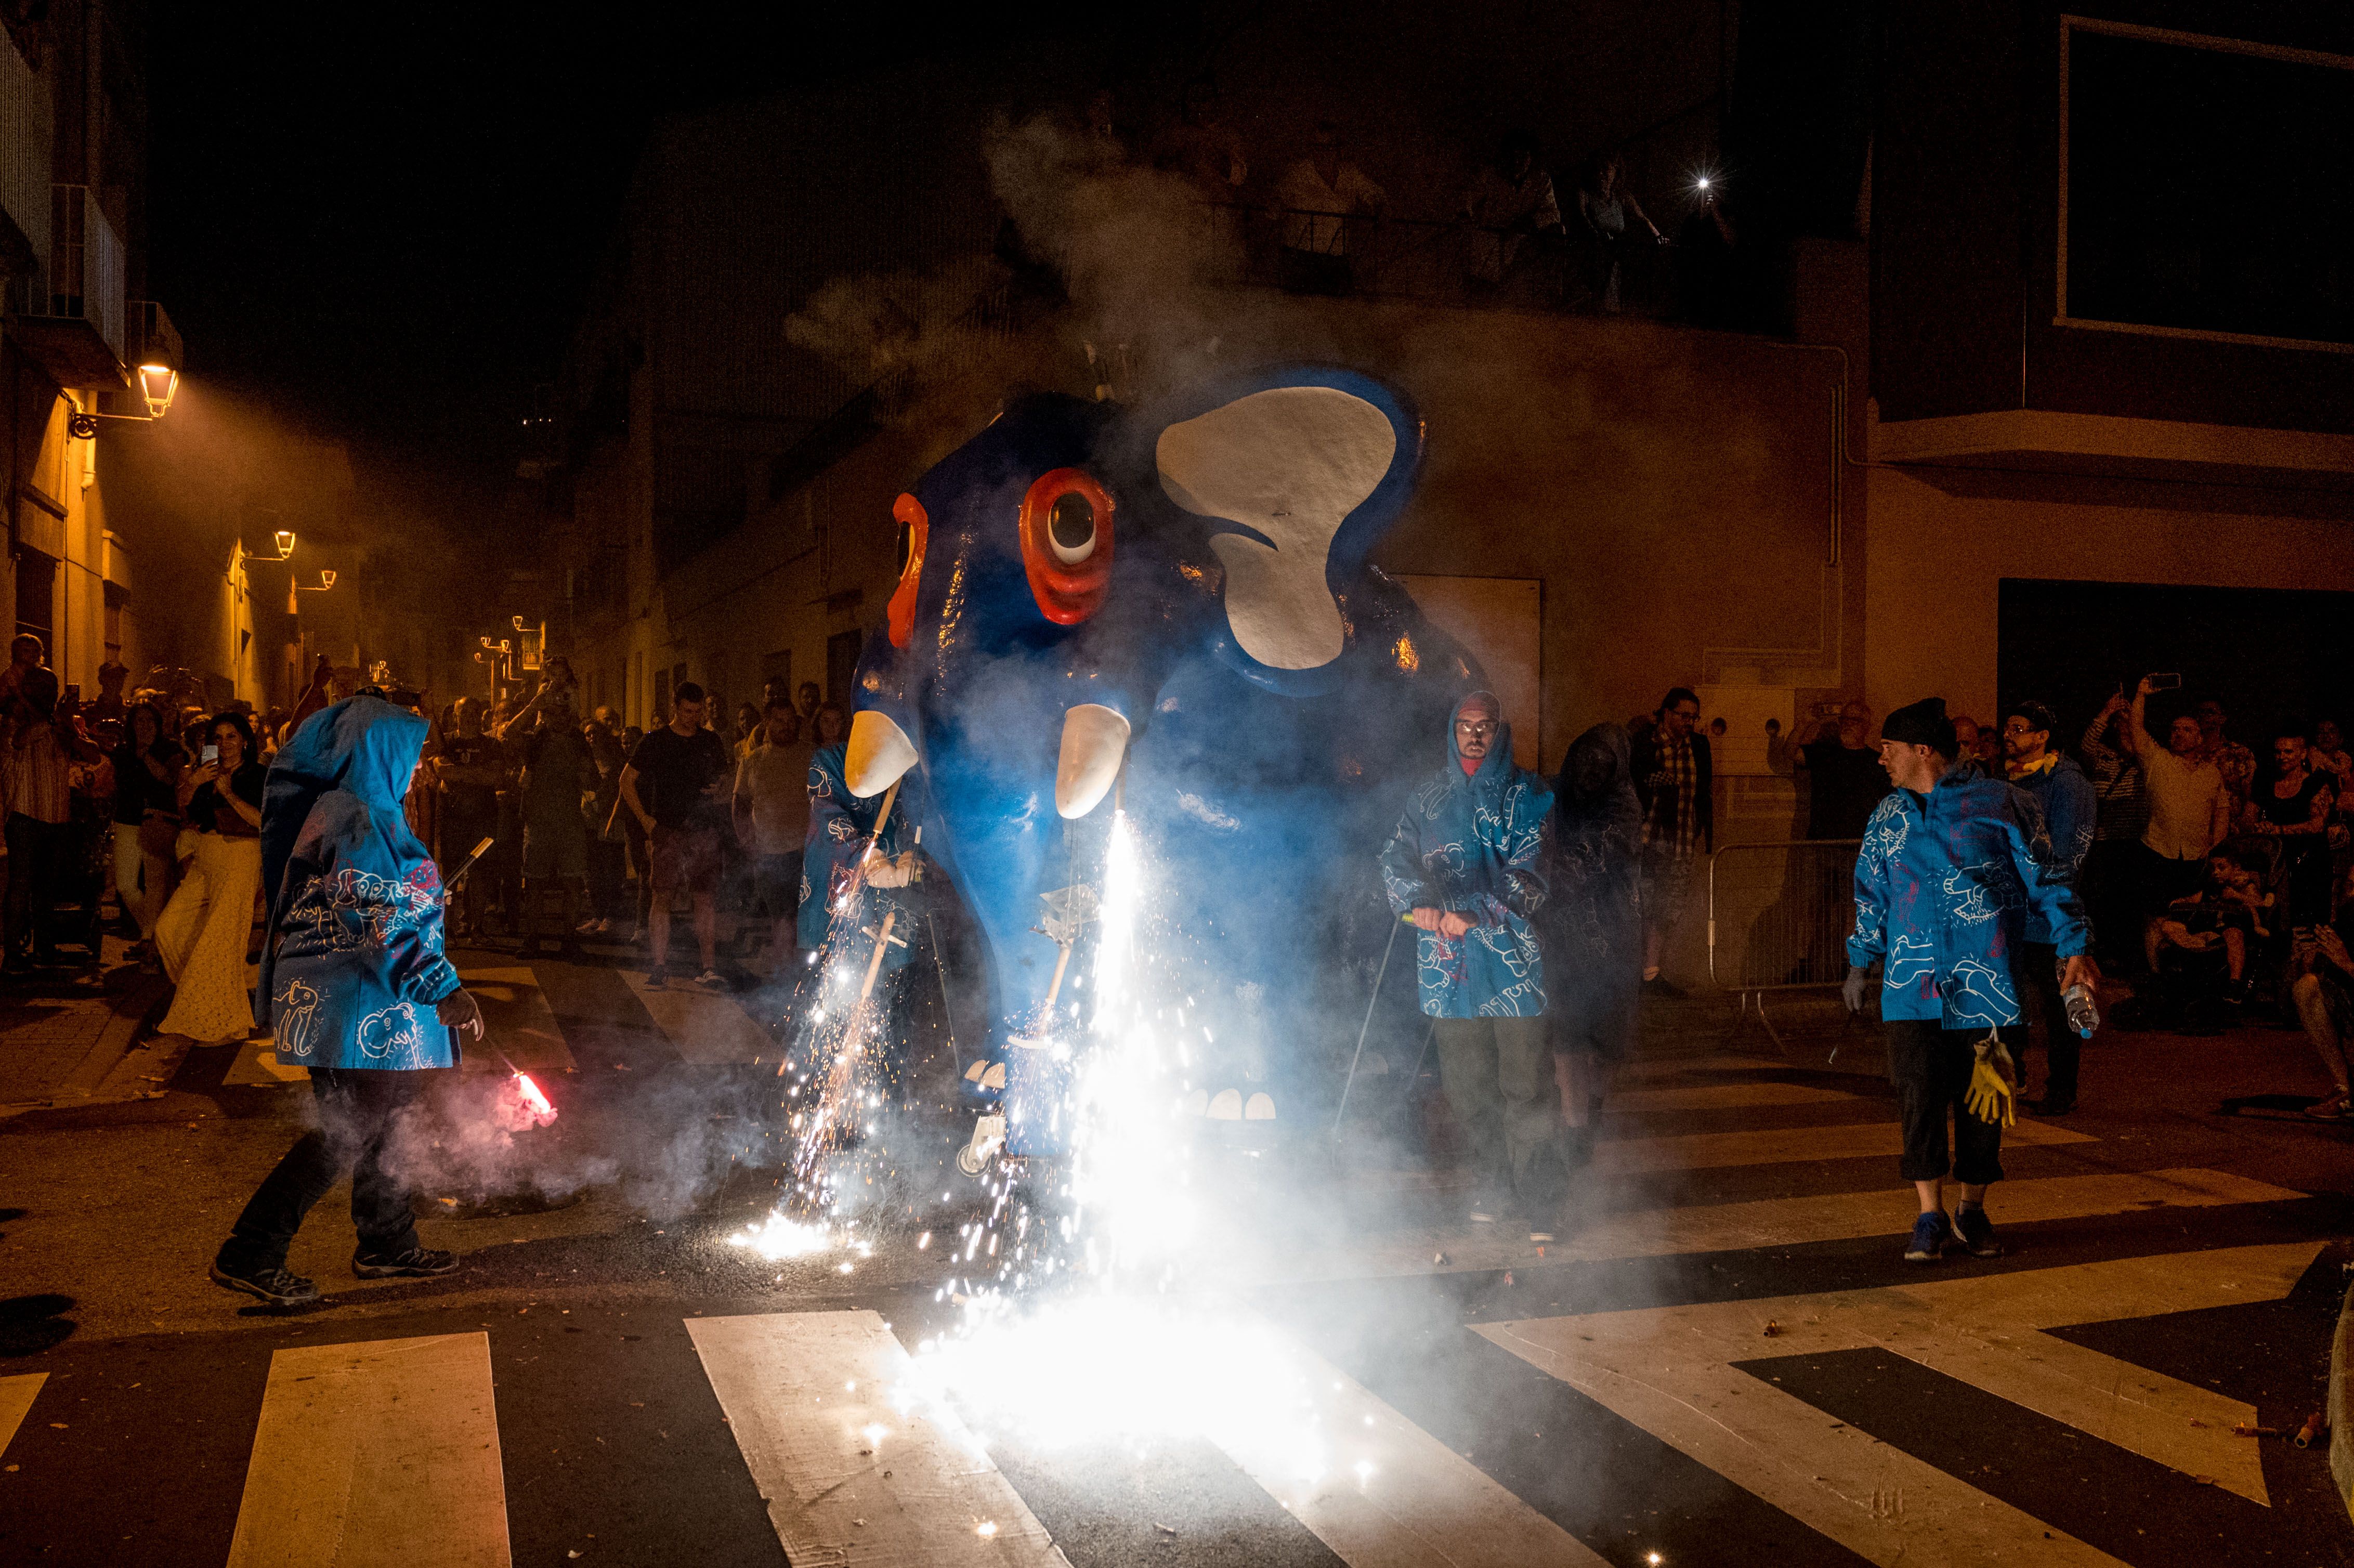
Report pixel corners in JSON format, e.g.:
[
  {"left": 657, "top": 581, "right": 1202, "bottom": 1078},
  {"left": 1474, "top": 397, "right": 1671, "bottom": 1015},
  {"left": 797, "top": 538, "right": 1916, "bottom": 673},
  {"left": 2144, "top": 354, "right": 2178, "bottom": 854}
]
[{"left": 1706, "top": 839, "right": 1862, "bottom": 1047}]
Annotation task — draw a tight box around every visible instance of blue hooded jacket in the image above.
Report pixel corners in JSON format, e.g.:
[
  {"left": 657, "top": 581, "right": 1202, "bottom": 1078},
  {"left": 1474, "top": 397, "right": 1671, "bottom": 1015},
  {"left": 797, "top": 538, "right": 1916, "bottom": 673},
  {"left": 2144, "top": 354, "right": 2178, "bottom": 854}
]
[
  {"left": 258, "top": 696, "right": 462, "bottom": 1070},
  {"left": 798, "top": 741, "right": 917, "bottom": 967},
  {"left": 2008, "top": 751, "right": 2097, "bottom": 946},
  {"left": 1847, "top": 766, "right": 2089, "bottom": 1028},
  {"left": 1379, "top": 696, "right": 1553, "bottom": 1018}
]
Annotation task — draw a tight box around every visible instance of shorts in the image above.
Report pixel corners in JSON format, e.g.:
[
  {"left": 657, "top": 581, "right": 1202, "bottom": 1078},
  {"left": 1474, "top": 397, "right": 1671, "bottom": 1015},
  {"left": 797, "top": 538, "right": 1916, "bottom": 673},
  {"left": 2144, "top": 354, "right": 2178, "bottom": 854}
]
[
  {"left": 754, "top": 851, "right": 804, "bottom": 920},
  {"left": 649, "top": 824, "right": 724, "bottom": 896},
  {"left": 522, "top": 818, "right": 588, "bottom": 882},
  {"left": 1639, "top": 844, "right": 1696, "bottom": 927}
]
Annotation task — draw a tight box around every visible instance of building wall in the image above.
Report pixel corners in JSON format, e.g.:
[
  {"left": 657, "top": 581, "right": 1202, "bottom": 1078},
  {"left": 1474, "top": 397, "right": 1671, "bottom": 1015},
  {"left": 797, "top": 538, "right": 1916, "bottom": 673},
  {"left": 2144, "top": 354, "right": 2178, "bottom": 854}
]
[{"left": 1864, "top": 460, "right": 2354, "bottom": 725}]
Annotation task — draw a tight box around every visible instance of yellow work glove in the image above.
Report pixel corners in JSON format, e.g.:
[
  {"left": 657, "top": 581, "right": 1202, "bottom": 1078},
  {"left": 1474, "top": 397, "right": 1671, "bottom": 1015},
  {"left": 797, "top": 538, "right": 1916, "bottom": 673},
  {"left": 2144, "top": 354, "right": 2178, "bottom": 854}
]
[{"left": 1964, "top": 1034, "right": 2017, "bottom": 1128}]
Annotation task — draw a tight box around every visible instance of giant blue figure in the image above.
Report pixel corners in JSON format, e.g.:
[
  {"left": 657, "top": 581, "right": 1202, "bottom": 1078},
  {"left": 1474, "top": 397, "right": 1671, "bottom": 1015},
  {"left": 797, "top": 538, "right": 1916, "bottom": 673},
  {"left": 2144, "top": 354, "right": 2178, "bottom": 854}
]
[{"left": 832, "top": 368, "right": 1478, "bottom": 1160}]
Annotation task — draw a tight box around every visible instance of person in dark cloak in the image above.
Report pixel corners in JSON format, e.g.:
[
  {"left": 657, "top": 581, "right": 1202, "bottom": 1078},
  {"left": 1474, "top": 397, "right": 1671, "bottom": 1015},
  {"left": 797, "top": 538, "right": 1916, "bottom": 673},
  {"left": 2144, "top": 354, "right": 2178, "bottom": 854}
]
[
  {"left": 1545, "top": 722, "right": 1644, "bottom": 1218},
  {"left": 208, "top": 694, "right": 485, "bottom": 1308}
]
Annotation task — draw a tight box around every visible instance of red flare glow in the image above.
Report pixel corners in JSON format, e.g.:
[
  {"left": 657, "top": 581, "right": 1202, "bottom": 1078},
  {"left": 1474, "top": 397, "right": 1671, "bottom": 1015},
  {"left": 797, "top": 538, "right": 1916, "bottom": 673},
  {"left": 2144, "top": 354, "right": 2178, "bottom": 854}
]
[{"left": 515, "top": 1072, "right": 555, "bottom": 1119}]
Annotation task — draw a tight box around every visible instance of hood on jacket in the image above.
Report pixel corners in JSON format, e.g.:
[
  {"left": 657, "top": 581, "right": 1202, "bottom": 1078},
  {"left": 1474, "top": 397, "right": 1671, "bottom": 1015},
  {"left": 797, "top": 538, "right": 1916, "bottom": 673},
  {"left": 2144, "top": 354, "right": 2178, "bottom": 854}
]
[
  {"left": 1554, "top": 722, "right": 1639, "bottom": 844},
  {"left": 263, "top": 695, "right": 429, "bottom": 904},
  {"left": 1448, "top": 690, "right": 1515, "bottom": 787}
]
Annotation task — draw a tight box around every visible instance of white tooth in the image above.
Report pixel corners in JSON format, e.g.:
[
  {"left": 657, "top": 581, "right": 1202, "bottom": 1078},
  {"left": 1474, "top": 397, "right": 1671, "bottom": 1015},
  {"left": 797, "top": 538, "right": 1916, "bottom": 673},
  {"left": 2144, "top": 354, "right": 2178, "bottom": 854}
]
[
  {"left": 1055, "top": 703, "right": 1130, "bottom": 819},
  {"left": 844, "top": 711, "right": 917, "bottom": 798}
]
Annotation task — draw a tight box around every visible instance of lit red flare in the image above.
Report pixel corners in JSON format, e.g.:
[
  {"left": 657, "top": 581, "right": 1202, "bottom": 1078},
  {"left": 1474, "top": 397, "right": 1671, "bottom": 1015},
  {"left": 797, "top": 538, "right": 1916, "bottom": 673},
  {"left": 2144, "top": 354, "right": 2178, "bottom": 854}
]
[{"left": 514, "top": 1072, "right": 555, "bottom": 1120}]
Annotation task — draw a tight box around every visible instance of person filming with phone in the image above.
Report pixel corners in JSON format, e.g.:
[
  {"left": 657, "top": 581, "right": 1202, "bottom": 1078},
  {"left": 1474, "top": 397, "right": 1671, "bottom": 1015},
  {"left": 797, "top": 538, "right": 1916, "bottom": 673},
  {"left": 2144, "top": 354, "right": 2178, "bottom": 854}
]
[
  {"left": 154, "top": 712, "right": 267, "bottom": 1040},
  {"left": 2119, "top": 674, "right": 2233, "bottom": 936}
]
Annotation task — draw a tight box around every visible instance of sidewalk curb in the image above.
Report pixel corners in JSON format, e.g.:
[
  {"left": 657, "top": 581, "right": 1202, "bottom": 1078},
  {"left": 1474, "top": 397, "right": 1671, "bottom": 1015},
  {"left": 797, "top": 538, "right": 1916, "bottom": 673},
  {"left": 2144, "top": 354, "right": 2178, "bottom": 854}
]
[
  {"left": 64, "top": 971, "right": 172, "bottom": 1093},
  {"left": 2333, "top": 1275, "right": 2353, "bottom": 1522}
]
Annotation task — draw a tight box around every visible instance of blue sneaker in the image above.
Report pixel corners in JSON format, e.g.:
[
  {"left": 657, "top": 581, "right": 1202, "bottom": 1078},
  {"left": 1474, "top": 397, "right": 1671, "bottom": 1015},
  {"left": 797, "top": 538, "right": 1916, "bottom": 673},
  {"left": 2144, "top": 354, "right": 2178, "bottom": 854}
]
[{"left": 1904, "top": 1210, "right": 1954, "bottom": 1263}]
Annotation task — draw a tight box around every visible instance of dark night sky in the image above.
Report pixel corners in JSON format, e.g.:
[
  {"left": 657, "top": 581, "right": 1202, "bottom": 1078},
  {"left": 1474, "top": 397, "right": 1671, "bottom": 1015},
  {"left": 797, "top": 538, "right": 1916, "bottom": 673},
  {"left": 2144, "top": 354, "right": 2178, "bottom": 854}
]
[{"left": 142, "top": 3, "right": 1131, "bottom": 496}]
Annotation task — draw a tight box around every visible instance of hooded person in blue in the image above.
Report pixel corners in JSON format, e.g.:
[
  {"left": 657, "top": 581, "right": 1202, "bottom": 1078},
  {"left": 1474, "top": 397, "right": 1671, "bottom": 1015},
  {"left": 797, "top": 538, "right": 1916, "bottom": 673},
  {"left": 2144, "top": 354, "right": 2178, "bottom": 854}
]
[
  {"left": 1999, "top": 699, "right": 2099, "bottom": 1115},
  {"left": 210, "top": 694, "right": 485, "bottom": 1309},
  {"left": 1380, "top": 691, "right": 1556, "bottom": 1229},
  {"left": 1842, "top": 696, "right": 2096, "bottom": 1268}
]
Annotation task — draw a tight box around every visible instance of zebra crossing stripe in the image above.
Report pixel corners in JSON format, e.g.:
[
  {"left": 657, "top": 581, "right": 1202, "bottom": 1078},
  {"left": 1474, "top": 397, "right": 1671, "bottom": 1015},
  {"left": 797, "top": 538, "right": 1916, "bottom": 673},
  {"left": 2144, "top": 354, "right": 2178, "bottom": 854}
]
[
  {"left": 226, "top": 1332, "right": 510, "bottom": 1568},
  {"left": 0, "top": 1373, "right": 46, "bottom": 1457},
  {"left": 686, "top": 1309, "right": 1070, "bottom": 1566},
  {"left": 1212, "top": 1332, "right": 1611, "bottom": 1567},
  {"left": 1592, "top": 1114, "right": 2093, "bottom": 1174},
  {"left": 1477, "top": 1241, "right": 2324, "bottom": 1564},
  {"left": 621, "top": 971, "right": 770, "bottom": 1064},
  {"left": 1606, "top": 1080, "right": 1859, "bottom": 1112},
  {"left": 456, "top": 964, "right": 577, "bottom": 1078}
]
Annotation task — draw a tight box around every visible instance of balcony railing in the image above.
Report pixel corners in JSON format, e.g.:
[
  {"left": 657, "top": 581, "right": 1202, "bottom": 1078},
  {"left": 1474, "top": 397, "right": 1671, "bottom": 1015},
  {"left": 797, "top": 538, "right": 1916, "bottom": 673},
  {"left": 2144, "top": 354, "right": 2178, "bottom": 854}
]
[
  {"left": 1192, "top": 202, "right": 1683, "bottom": 317},
  {"left": 47, "top": 184, "right": 124, "bottom": 364},
  {"left": 0, "top": 31, "right": 47, "bottom": 276}
]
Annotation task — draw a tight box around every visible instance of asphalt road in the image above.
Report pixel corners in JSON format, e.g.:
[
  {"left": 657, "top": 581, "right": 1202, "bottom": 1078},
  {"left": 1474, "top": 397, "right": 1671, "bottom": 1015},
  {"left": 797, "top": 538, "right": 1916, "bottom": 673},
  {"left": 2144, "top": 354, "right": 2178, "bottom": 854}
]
[{"left": 3, "top": 939, "right": 2351, "bottom": 1567}]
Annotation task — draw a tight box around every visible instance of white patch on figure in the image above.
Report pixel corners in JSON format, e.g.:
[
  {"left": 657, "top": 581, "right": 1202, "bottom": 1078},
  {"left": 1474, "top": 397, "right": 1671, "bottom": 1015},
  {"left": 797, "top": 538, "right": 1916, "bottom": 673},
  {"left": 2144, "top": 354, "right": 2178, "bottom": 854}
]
[
  {"left": 1156, "top": 386, "right": 1396, "bottom": 670},
  {"left": 1175, "top": 792, "right": 1240, "bottom": 831}
]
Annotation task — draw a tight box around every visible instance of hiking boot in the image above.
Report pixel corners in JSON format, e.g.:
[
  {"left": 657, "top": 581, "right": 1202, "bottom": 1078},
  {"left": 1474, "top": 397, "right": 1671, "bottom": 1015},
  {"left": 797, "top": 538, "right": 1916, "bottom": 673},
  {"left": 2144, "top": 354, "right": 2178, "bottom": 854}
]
[
  {"left": 210, "top": 1261, "right": 322, "bottom": 1307},
  {"left": 1904, "top": 1210, "right": 1955, "bottom": 1263},
  {"left": 644, "top": 965, "right": 668, "bottom": 991},
  {"left": 1954, "top": 1203, "right": 2002, "bottom": 1259},
  {"left": 1641, "top": 975, "right": 1688, "bottom": 1000},
  {"left": 352, "top": 1245, "right": 459, "bottom": 1279}
]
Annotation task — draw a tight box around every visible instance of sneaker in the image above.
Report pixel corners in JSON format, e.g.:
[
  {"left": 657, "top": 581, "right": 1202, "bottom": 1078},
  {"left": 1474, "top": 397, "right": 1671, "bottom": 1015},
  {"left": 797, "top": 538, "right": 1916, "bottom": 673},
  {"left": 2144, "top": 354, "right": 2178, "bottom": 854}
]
[
  {"left": 1954, "top": 1204, "right": 2002, "bottom": 1258},
  {"left": 1641, "top": 975, "right": 1688, "bottom": 1000},
  {"left": 352, "top": 1246, "right": 459, "bottom": 1279},
  {"left": 1904, "top": 1210, "right": 1955, "bottom": 1263},
  {"left": 694, "top": 969, "right": 727, "bottom": 990},
  {"left": 644, "top": 965, "right": 668, "bottom": 991},
  {"left": 2303, "top": 1091, "right": 2354, "bottom": 1122},
  {"left": 210, "top": 1261, "right": 322, "bottom": 1307}
]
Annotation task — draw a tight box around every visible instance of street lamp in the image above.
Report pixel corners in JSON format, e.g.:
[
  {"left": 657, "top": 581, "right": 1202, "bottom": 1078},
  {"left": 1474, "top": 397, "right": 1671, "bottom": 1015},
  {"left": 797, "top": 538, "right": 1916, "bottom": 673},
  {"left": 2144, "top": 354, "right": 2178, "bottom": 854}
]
[
  {"left": 288, "top": 571, "right": 335, "bottom": 616},
  {"left": 273, "top": 530, "right": 296, "bottom": 558},
  {"left": 137, "top": 363, "right": 179, "bottom": 419}
]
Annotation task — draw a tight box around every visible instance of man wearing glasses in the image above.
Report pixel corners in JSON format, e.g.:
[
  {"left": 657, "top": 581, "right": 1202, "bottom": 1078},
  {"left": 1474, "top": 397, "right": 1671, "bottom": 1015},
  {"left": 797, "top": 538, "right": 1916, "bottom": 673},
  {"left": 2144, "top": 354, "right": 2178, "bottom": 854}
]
[{"left": 1381, "top": 691, "right": 1557, "bottom": 1234}]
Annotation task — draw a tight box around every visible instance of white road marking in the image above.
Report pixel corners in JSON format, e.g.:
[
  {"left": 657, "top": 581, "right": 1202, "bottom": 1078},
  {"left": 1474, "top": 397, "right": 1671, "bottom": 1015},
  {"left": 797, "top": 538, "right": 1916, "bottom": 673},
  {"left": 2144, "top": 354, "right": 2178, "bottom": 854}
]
[
  {"left": 1593, "top": 1115, "right": 2093, "bottom": 1174},
  {"left": 455, "top": 964, "right": 577, "bottom": 1078},
  {"left": 0, "top": 1373, "right": 47, "bottom": 1457},
  {"left": 1607, "top": 1080, "right": 1858, "bottom": 1112},
  {"left": 687, "top": 1309, "right": 1070, "bottom": 1566},
  {"left": 1480, "top": 1241, "right": 2324, "bottom": 1564},
  {"left": 226, "top": 1332, "right": 509, "bottom": 1568},
  {"left": 622, "top": 971, "right": 769, "bottom": 1064},
  {"left": 1214, "top": 1333, "right": 1611, "bottom": 1568},
  {"left": 1220, "top": 1167, "right": 2295, "bottom": 1284}
]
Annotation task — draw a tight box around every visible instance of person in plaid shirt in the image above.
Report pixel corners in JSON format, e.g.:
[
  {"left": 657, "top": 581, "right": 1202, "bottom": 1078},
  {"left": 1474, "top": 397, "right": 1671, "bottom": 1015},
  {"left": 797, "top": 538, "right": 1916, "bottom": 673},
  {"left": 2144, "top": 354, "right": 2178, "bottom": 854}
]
[{"left": 1631, "top": 687, "right": 1711, "bottom": 997}]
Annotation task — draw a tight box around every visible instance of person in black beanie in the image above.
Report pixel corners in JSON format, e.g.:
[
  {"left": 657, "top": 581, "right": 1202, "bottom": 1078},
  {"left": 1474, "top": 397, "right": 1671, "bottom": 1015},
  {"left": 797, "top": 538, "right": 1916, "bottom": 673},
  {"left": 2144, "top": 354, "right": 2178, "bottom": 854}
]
[{"left": 1844, "top": 697, "right": 2097, "bottom": 1263}]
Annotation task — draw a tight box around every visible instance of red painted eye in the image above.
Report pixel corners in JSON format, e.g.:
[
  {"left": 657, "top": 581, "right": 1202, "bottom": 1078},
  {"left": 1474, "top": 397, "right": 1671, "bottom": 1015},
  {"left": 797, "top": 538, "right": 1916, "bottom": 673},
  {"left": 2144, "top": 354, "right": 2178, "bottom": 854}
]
[
  {"left": 887, "top": 491, "right": 928, "bottom": 648},
  {"left": 1018, "top": 468, "right": 1114, "bottom": 625}
]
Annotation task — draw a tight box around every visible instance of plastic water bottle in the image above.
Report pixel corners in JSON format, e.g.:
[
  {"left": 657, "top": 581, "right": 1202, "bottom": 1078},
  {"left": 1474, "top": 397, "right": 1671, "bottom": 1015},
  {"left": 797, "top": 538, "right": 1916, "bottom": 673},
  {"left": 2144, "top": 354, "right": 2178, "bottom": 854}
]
[{"left": 2062, "top": 982, "right": 2099, "bottom": 1039}]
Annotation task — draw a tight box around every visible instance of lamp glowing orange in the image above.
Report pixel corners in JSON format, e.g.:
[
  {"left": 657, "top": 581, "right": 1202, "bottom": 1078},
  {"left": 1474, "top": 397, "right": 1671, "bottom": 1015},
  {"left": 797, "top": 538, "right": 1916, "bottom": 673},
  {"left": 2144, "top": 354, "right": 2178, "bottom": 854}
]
[
  {"left": 887, "top": 492, "right": 928, "bottom": 648},
  {"left": 136, "top": 363, "right": 177, "bottom": 419}
]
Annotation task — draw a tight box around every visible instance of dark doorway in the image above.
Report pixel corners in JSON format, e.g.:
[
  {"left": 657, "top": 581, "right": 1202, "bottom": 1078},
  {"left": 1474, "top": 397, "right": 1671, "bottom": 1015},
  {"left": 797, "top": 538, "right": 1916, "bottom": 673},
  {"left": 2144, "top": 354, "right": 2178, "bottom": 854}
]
[
  {"left": 14, "top": 548, "right": 55, "bottom": 650},
  {"left": 1997, "top": 578, "right": 2354, "bottom": 751},
  {"left": 826, "top": 630, "right": 861, "bottom": 708}
]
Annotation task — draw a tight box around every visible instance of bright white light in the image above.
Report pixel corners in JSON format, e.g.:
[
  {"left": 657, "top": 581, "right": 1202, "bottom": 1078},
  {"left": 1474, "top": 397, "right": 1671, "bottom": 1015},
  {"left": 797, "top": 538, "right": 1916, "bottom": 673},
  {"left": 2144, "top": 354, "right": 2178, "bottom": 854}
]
[
  {"left": 911, "top": 1295, "right": 1328, "bottom": 1474},
  {"left": 727, "top": 1213, "right": 836, "bottom": 1260}
]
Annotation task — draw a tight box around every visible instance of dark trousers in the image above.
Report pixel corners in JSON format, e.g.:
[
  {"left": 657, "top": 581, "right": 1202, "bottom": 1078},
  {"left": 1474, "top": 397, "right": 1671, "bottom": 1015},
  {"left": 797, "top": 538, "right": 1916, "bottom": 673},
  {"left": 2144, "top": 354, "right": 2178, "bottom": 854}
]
[
  {"left": 4, "top": 812, "right": 68, "bottom": 959},
  {"left": 2084, "top": 838, "right": 2141, "bottom": 969},
  {"left": 2017, "top": 940, "right": 2077, "bottom": 1101},
  {"left": 1886, "top": 1018, "right": 2012, "bottom": 1186},
  {"left": 218, "top": 1067, "right": 425, "bottom": 1273},
  {"left": 1434, "top": 1015, "right": 1560, "bottom": 1208},
  {"left": 587, "top": 838, "right": 627, "bottom": 921}
]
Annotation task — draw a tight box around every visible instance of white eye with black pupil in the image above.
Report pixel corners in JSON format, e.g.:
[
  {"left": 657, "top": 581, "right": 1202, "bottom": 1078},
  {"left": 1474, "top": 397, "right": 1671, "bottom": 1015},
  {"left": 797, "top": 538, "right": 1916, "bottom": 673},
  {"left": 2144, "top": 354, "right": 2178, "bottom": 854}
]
[{"left": 1047, "top": 491, "right": 1096, "bottom": 564}]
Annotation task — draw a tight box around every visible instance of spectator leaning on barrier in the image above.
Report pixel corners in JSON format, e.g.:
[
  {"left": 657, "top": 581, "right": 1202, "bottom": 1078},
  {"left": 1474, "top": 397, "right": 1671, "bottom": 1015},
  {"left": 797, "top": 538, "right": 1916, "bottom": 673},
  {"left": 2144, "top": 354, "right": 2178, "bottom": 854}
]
[
  {"left": 2078, "top": 690, "right": 2149, "bottom": 970},
  {"left": 1380, "top": 692, "right": 1556, "bottom": 1236},
  {"left": 1843, "top": 697, "right": 2095, "bottom": 1265},
  {"left": 1632, "top": 686, "right": 1711, "bottom": 997},
  {"left": 2002, "top": 700, "right": 2098, "bottom": 1116}
]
